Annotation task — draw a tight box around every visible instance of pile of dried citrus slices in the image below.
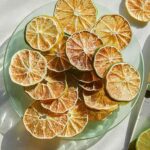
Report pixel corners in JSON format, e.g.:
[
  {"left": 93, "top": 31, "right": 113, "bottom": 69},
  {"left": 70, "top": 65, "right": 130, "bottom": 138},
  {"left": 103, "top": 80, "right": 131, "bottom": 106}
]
[{"left": 9, "top": 0, "right": 141, "bottom": 139}]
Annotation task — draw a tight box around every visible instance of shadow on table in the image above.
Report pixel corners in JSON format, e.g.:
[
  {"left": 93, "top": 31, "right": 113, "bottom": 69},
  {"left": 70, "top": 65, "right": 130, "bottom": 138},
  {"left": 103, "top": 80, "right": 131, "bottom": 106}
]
[{"left": 122, "top": 35, "right": 150, "bottom": 150}]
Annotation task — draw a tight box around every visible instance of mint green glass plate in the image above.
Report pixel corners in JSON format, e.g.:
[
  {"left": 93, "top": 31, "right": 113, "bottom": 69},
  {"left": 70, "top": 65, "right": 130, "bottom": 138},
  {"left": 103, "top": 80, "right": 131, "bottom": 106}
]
[{"left": 3, "top": 0, "right": 144, "bottom": 140}]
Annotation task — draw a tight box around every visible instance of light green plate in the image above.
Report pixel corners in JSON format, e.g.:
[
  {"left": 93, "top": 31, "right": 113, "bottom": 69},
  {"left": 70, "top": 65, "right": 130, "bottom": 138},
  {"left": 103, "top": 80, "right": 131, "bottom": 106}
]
[{"left": 3, "top": 0, "right": 144, "bottom": 140}]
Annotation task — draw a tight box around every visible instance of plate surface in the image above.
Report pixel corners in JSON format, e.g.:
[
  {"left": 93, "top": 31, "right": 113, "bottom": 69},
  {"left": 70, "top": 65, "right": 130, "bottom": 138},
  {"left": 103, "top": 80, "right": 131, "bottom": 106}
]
[{"left": 3, "top": 0, "right": 144, "bottom": 140}]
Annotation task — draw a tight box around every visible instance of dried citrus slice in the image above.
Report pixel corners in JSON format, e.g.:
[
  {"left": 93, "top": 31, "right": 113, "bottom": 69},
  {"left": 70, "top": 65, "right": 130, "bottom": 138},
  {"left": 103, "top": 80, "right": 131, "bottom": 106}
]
[
  {"left": 26, "top": 16, "right": 63, "bottom": 52},
  {"left": 79, "top": 80, "right": 102, "bottom": 92},
  {"left": 23, "top": 101, "right": 67, "bottom": 139},
  {"left": 45, "top": 36, "right": 72, "bottom": 72},
  {"left": 126, "top": 0, "right": 150, "bottom": 22},
  {"left": 92, "top": 15, "right": 132, "bottom": 50},
  {"left": 54, "top": 0, "right": 97, "bottom": 35},
  {"left": 106, "top": 63, "right": 141, "bottom": 101},
  {"left": 25, "top": 71, "right": 66, "bottom": 100},
  {"left": 83, "top": 86, "right": 118, "bottom": 110},
  {"left": 9, "top": 49, "right": 47, "bottom": 86},
  {"left": 94, "top": 46, "right": 123, "bottom": 78},
  {"left": 66, "top": 31, "right": 103, "bottom": 71},
  {"left": 58, "top": 101, "right": 88, "bottom": 137}
]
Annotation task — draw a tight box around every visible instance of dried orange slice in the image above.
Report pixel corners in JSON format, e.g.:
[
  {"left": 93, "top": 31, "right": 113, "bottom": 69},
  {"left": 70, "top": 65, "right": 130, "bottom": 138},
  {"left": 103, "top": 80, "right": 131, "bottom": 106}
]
[
  {"left": 41, "top": 86, "right": 78, "bottom": 113},
  {"left": 45, "top": 36, "right": 72, "bottom": 72},
  {"left": 92, "top": 15, "right": 132, "bottom": 50},
  {"left": 9, "top": 49, "right": 47, "bottom": 86},
  {"left": 54, "top": 0, "right": 97, "bottom": 35},
  {"left": 83, "top": 86, "right": 118, "bottom": 110},
  {"left": 25, "top": 71, "right": 66, "bottom": 100},
  {"left": 94, "top": 46, "right": 123, "bottom": 78},
  {"left": 126, "top": 0, "right": 150, "bottom": 22},
  {"left": 23, "top": 101, "right": 67, "bottom": 139},
  {"left": 26, "top": 16, "right": 63, "bottom": 52},
  {"left": 66, "top": 31, "right": 103, "bottom": 71},
  {"left": 58, "top": 101, "right": 88, "bottom": 137},
  {"left": 106, "top": 63, "right": 141, "bottom": 101}
]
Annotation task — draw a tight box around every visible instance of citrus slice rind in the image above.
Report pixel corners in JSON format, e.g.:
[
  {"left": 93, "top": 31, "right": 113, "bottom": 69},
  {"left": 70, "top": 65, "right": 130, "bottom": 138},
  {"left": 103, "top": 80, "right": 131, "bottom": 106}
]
[
  {"left": 106, "top": 63, "right": 141, "bottom": 101},
  {"left": 54, "top": 0, "right": 97, "bottom": 35},
  {"left": 41, "top": 86, "right": 78, "bottom": 113},
  {"left": 25, "top": 15, "right": 64, "bottom": 52},
  {"left": 83, "top": 86, "right": 119, "bottom": 110},
  {"left": 58, "top": 101, "right": 88, "bottom": 137},
  {"left": 45, "top": 36, "right": 72, "bottom": 72},
  {"left": 66, "top": 31, "right": 103, "bottom": 71},
  {"left": 126, "top": 0, "right": 150, "bottom": 22},
  {"left": 23, "top": 101, "right": 67, "bottom": 139},
  {"left": 9, "top": 49, "right": 47, "bottom": 86},
  {"left": 94, "top": 46, "right": 123, "bottom": 78},
  {"left": 92, "top": 14, "right": 132, "bottom": 50}
]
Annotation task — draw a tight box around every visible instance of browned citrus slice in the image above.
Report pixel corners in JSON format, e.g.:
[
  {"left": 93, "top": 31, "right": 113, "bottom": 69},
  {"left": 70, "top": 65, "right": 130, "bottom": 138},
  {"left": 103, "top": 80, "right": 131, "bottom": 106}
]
[
  {"left": 45, "top": 36, "right": 72, "bottom": 72},
  {"left": 79, "top": 80, "right": 102, "bottom": 92},
  {"left": 25, "top": 71, "right": 66, "bottom": 100},
  {"left": 9, "top": 49, "right": 47, "bottom": 86},
  {"left": 106, "top": 63, "right": 141, "bottom": 101},
  {"left": 66, "top": 31, "right": 103, "bottom": 71},
  {"left": 126, "top": 0, "right": 150, "bottom": 22},
  {"left": 41, "top": 86, "right": 78, "bottom": 113},
  {"left": 58, "top": 101, "right": 88, "bottom": 137},
  {"left": 92, "top": 15, "right": 132, "bottom": 50},
  {"left": 54, "top": 0, "right": 97, "bottom": 35},
  {"left": 23, "top": 101, "right": 67, "bottom": 139},
  {"left": 26, "top": 16, "right": 63, "bottom": 52},
  {"left": 94, "top": 46, "right": 123, "bottom": 78},
  {"left": 83, "top": 85, "right": 118, "bottom": 110}
]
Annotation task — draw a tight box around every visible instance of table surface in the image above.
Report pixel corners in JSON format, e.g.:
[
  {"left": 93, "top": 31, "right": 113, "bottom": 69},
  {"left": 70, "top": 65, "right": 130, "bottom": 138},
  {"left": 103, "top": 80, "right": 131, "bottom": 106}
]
[{"left": 0, "top": 0, "right": 150, "bottom": 150}]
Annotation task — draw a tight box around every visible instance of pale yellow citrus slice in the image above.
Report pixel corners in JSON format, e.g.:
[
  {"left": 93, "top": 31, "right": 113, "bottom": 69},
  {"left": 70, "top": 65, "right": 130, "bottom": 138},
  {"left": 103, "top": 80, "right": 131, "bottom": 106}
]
[
  {"left": 45, "top": 36, "right": 72, "bottom": 72},
  {"left": 126, "top": 0, "right": 150, "bottom": 22},
  {"left": 54, "top": 0, "right": 97, "bottom": 35},
  {"left": 26, "top": 16, "right": 63, "bottom": 52},
  {"left": 94, "top": 46, "right": 123, "bottom": 78},
  {"left": 58, "top": 101, "right": 88, "bottom": 137},
  {"left": 92, "top": 15, "right": 132, "bottom": 50},
  {"left": 83, "top": 86, "right": 119, "bottom": 110},
  {"left": 25, "top": 71, "right": 66, "bottom": 100},
  {"left": 23, "top": 101, "right": 67, "bottom": 139},
  {"left": 66, "top": 31, "right": 103, "bottom": 71},
  {"left": 106, "top": 63, "right": 141, "bottom": 101},
  {"left": 41, "top": 86, "right": 78, "bottom": 113},
  {"left": 9, "top": 49, "right": 47, "bottom": 86}
]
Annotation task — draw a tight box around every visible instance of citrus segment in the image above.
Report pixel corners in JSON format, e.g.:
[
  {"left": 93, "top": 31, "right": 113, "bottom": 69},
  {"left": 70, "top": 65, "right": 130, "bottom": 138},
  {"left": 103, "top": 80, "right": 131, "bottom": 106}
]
[
  {"left": 58, "top": 101, "right": 88, "bottom": 137},
  {"left": 92, "top": 15, "right": 132, "bottom": 50},
  {"left": 9, "top": 49, "right": 47, "bottom": 86},
  {"left": 54, "top": 0, "right": 97, "bottom": 34},
  {"left": 106, "top": 63, "right": 141, "bottom": 101},
  {"left": 41, "top": 86, "right": 78, "bottom": 113},
  {"left": 26, "top": 16, "right": 63, "bottom": 52},
  {"left": 126, "top": 0, "right": 150, "bottom": 22},
  {"left": 83, "top": 86, "right": 119, "bottom": 110},
  {"left": 45, "top": 36, "right": 72, "bottom": 72},
  {"left": 94, "top": 46, "right": 123, "bottom": 78},
  {"left": 23, "top": 101, "right": 67, "bottom": 139}
]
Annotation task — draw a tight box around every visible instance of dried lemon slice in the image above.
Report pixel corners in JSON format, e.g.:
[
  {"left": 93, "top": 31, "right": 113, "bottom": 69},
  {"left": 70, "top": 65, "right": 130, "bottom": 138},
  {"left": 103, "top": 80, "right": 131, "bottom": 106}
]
[
  {"left": 126, "top": 0, "right": 150, "bottom": 22},
  {"left": 23, "top": 101, "right": 67, "bottom": 139},
  {"left": 26, "top": 16, "right": 63, "bottom": 52},
  {"left": 45, "top": 36, "right": 72, "bottom": 72},
  {"left": 66, "top": 31, "right": 103, "bottom": 71},
  {"left": 54, "top": 0, "right": 97, "bottom": 34},
  {"left": 106, "top": 63, "right": 141, "bottom": 101},
  {"left": 83, "top": 86, "right": 118, "bottom": 110},
  {"left": 9, "top": 49, "right": 47, "bottom": 86},
  {"left": 92, "top": 15, "right": 132, "bottom": 50},
  {"left": 58, "top": 101, "right": 88, "bottom": 137},
  {"left": 94, "top": 46, "right": 123, "bottom": 78}
]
